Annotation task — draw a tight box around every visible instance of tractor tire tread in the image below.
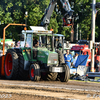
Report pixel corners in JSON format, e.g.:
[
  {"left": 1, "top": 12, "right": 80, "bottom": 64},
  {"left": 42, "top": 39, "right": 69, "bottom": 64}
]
[
  {"left": 17, "top": 53, "right": 29, "bottom": 80},
  {"left": 4, "top": 49, "right": 19, "bottom": 79}
]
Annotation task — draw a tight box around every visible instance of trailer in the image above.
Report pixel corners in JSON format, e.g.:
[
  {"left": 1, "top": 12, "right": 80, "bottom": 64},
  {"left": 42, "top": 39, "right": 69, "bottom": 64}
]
[{"left": 0, "top": 23, "right": 26, "bottom": 77}]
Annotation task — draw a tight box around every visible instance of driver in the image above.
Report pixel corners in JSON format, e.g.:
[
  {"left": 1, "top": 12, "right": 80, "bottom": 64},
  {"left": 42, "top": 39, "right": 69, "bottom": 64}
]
[
  {"left": 33, "top": 37, "right": 39, "bottom": 47},
  {"left": 33, "top": 37, "right": 39, "bottom": 58}
]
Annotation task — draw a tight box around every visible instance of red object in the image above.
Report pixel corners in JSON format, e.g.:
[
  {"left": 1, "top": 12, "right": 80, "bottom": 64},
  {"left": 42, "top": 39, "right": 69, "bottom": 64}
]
[
  {"left": 86, "top": 74, "right": 88, "bottom": 77},
  {"left": 1, "top": 23, "right": 26, "bottom": 76},
  {"left": 63, "top": 18, "right": 72, "bottom": 26},
  {"left": 5, "top": 53, "right": 12, "bottom": 76},
  {"left": 50, "top": 29, "right": 54, "bottom": 31},
  {"left": 95, "top": 55, "right": 100, "bottom": 62},
  {"left": 71, "top": 44, "right": 100, "bottom": 71},
  {"left": 31, "top": 68, "right": 34, "bottom": 77},
  {"left": 24, "top": 27, "right": 27, "bottom": 30},
  {"left": 71, "top": 45, "right": 91, "bottom": 67}
]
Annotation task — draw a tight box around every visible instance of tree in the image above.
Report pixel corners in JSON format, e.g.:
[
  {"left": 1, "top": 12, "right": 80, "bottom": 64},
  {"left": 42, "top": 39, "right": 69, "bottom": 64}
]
[
  {"left": 48, "top": 11, "right": 59, "bottom": 33},
  {"left": 1, "top": 0, "right": 100, "bottom": 42},
  {"left": 71, "top": 0, "right": 100, "bottom": 42},
  {"left": 70, "top": 0, "right": 92, "bottom": 40},
  {"left": 0, "top": 0, "right": 50, "bottom": 41}
]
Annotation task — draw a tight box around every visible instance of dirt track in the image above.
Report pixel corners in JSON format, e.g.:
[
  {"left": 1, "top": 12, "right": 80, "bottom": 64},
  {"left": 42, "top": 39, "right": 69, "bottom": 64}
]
[{"left": 0, "top": 80, "right": 100, "bottom": 100}]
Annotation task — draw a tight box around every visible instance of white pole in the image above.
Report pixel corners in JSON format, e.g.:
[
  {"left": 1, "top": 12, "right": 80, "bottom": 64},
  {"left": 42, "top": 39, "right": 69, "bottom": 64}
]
[
  {"left": 76, "top": 24, "right": 78, "bottom": 41},
  {"left": 91, "top": 0, "right": 96, "bottom": 72},
  {"left": 80, "top": 30, "right": 81, "bottom": 40}
]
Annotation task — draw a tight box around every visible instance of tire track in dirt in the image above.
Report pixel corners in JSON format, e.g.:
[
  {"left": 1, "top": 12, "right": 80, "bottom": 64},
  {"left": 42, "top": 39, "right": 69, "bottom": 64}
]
[{"left": 0, "top": 80, "right": 100, "bottom": 100}]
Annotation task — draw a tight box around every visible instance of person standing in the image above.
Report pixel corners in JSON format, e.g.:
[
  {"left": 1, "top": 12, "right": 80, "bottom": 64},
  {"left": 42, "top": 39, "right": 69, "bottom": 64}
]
[
  {"left": 95, "top": 60, "right": 99, "bottom": 72},
  {"left": 64, "top": 49, "right": 73, "bottom": 69},
  {"left": 73, "top": 53, "right": 78, "bottom": 67}
]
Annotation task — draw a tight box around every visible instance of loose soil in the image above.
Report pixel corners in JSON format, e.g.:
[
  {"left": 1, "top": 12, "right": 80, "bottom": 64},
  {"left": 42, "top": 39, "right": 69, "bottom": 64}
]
[{"left": 0, "top": 80, "right": 99, "bottom": 100}]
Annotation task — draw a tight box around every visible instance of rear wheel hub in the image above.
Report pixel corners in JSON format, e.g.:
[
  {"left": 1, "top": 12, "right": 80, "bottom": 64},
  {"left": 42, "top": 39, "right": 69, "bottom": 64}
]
[{"left": 5, "top": 53, "right": 12, "bottom": 76}]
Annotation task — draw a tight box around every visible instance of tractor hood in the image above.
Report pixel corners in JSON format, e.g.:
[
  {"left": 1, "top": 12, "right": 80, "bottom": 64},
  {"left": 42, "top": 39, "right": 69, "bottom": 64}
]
[{"left": 37, "top": 48, "right": 58, "bottom": 64}]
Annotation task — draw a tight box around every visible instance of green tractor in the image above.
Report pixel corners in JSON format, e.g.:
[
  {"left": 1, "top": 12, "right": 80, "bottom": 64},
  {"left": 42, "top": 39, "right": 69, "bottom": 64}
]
[{"left": 4, "top": 26, "right": 70, "bottom": 82}]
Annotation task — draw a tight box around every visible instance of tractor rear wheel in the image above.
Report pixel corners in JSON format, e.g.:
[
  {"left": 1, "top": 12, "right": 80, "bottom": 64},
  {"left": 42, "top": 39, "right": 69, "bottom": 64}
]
[
  {"left": 18, "top": 53, "right": 29, "bottom": 80},
  {"left": 47, "top": 72, "right": 58, "bottom": 81},
  {"left": 29, "top": 63, "right": 40, "bottom": 81},
  {"left": 59, "top": 65, "right": 70, "bottom": 82},
  {"left": 4, "top": 49, "right": 18, "bottom": 79}
]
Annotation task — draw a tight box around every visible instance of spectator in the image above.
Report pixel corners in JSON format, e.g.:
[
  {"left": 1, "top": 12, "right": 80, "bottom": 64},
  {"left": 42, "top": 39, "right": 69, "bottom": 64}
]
[
  {"left": 64, "top": 49, "right": 73, "bottom": 69},
  {"left": 98, "top": 62, "right": 100, "bottom": 72},
  {"left": 16, "top": 41, "right": 20, "bottom": 47},
  {"left": 89, "top": 60, "right": 100, "bottom": 72},
  {"left": 73, "top": 53, "right": 78, "bottom": 67},
  {"left": 95, "top": 60, "right": 99, "bottom": 72}
]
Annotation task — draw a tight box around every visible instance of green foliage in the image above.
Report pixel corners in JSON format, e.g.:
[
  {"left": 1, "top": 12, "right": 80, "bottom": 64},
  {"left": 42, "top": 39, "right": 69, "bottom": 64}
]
[
  {"left": 48, "top": 11, "right": 59, "bottom": 33},
  {"left": 28, "top": 5, "right": 42, "bottom": 26},
  {"left": 61, "top": 27, "right": 71, "bottom": 41},
  {"left": 71, "top": 0, "right": 92, "bottom": 40},
  {"left": 0, "top": 0, "right": 100, "bottom": 42},
  {"left": 0, "top": 0, "right": 49, "bottom": 41},
  {"left": 71, "top": 0, "right": 100, "bottom": 41}
]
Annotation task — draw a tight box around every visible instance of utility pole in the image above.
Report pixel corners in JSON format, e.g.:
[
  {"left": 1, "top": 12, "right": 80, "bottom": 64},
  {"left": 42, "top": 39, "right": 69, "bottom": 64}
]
[
  {"left": 80, "top": 29, "right": 81, "bottom": 40},
  {"left": 71, "top": 24, "right": 74, "bottom": 42},
  {"left": 76, "top": 24, "right": 78, "bottom": 41},
  {"left": 91, "top": 0, "right": 96, "bottom": 72},
  {"left": 25, "top": 11, "right": 28, "bottom": 27}
]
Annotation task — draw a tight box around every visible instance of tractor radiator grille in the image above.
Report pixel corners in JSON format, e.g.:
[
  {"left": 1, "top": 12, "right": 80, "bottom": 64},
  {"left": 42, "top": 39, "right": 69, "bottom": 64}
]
[{"left": 48, "top": 53, "right": 58, "bottom": 64}]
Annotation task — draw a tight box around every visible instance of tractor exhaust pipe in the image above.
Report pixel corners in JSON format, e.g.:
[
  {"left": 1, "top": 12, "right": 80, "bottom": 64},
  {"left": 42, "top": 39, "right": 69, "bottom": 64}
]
[{"left": 52, "top": 32, "right": 54, "bottom": 51}]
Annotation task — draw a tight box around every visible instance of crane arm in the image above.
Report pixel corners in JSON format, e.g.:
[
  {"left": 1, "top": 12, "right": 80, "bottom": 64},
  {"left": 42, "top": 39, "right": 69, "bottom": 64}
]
[{"left": 40, "top": 0, "right": 74, "bottom": 29}]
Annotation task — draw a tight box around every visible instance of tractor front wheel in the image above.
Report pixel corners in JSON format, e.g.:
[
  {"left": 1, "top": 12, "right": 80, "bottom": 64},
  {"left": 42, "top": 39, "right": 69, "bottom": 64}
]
[
  {"left": 47, "top": 72, "right": 58, "bottom": 81},
  {"left": 29, "top": 64, "right": 41, "bottom": 81},
  {"left": 58, "top": 65, "right": 70, "bottom": 82},
  {"left": 4, "top": 49, "right": 18, "bottom": 79}
]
